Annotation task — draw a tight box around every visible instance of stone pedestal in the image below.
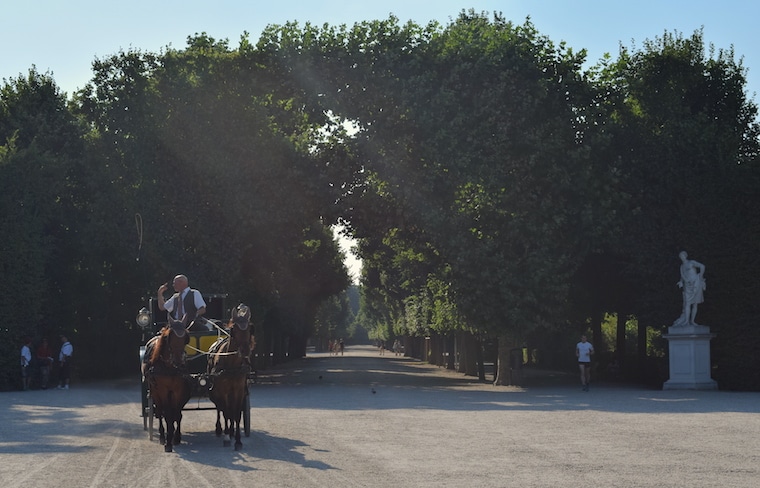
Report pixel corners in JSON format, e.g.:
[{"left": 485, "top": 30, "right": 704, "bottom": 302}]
[{"left": 662, "top": 324, "right": 717, "bottom": 390}]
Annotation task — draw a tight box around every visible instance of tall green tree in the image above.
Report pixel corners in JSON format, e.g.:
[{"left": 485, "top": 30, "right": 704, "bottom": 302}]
[
  {"left": 76, "top": 34, "right": 349, "bottom": 364},
  {"left": 595, "top": 29, "right": 760, "bottom": 386},
  {"left": 0, "top": 69, "right": 91, "bottom": 385},
  {"left": 266, "top": 12, "right": 616, "bottom": 383}
]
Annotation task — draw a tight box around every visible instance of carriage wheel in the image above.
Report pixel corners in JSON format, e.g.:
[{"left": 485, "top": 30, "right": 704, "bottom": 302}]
[
  {"left": 141, "top": 380, "right": 149, "bottom": 431},
  {"left": 243, "top": 388, "right": 251, "bottom": 437},
  {"left": 147, "top": 392, "right": 155, "bottom": 441}
]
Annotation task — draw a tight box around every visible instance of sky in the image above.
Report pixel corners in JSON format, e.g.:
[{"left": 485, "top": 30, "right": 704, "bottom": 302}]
[
  {"left": 5, "top": 0, "right": 759, "bottom": 280},
  {"left": 5, "top": 0, "right": 758, "bottom": 98}
]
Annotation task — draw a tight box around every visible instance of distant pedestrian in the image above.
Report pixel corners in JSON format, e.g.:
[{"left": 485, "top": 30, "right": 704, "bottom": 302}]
[
  {"left": 36, "top": 338, "right": 54, "bottom": 389},
  {"left": 393, "top": 339, "right": 402, "bottom": 356},
  {"left": 576, "top": 335, "right": 594, "bottom": 391},
  {"left": 57, "top": 335, "right": 73, "bottom": 389},
  {"left": 20, "top": 337, "right": 32, "bottom": 390},
  {"left": 339, "top": 338, "right": 345, "bottom": 356}
]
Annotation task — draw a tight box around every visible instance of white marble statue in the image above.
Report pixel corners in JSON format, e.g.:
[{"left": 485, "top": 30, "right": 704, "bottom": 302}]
[{"left": 673, "top": 251, "right": 706, "bottom": 327}]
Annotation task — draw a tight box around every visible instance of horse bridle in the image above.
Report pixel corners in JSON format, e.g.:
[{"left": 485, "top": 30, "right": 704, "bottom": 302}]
[{"left": 162, "top": 324, "right": 188, "bottom": 369}]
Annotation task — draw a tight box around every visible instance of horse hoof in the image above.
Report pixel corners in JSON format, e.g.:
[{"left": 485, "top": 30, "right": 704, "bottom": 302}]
[
  {"left": 223, "top": 440, "right": 231, "bottom": 447},
  {"left": 164, "top": 445, "right": 173, "bottom": 453},
  {"left": 235, "top": 443, "right": 242, "bottom": 451}
]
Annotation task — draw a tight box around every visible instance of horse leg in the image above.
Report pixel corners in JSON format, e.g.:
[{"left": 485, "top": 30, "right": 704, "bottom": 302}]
[
  {"left": 164, "top": 419, "right": 174, "bottom": 452},
  {"left": 234, "top": 410, "right": 243, "bottom": 451},
  {"left": 173, "top": 411, "right": 183, "bottom": 445},
  {"left": 164, "top": 391, "right": 176, "bottom": 452},
  {"left": 221, "top": 390, "right": 233, "bottom": 443},
  {"left": 221, "top": 410, "right": 232, "bottom": 447},
  {"left": 225, "top": 411, "right": 233, "bottom": 437},
  {"left": 215, "top": 409, "right": 223, "bottom": 437},
  {"left": 164, "top": 405, "right": 178, "bottom": 453},
  {"left": 228, "top": 391, "right": 242, "bottom": 450},
  {"left": 158, "top": 415, "right": 166, "bottom": 445}
]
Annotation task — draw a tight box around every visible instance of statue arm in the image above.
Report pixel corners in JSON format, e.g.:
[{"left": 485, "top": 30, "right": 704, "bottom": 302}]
[{"left": 697, "top": 261, "right": 706, "bottom": 289}]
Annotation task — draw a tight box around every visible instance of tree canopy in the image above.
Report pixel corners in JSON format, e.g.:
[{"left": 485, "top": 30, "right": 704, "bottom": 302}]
[{"left": 1, "top": 12, "right": 759, "bottom": 389}]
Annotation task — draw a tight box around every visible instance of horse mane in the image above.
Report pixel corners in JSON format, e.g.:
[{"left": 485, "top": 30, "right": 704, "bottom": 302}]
[{"left": 149, "top": 326, "right": 171, "bottom": 364}]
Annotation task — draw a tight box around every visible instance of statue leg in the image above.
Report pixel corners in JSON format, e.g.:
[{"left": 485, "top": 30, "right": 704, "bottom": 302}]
[{"left": 689, "top": 304, "right": 698, "bottom": 325}]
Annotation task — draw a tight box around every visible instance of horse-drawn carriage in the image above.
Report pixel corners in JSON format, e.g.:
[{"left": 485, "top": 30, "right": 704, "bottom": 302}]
[{"left": 137, "top": 294, "right": 254, "bottom": 451}]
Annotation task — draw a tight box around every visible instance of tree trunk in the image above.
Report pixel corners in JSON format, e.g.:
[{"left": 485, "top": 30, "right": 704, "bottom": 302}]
[
  {"left": 637, "top": 320, "right": 647, "bottom": 380},
  {"left": 429, "top": 334, "right": 440, "bottom": 365},
  {"left": 494, "top": 334, "right": 512, "bottom": 386},
  {"left": 476, "top": 335, "right": 486, "bottom": 381},
  {"left": 445, "top": 335, "right": 455, "bottom": 369},
  {"left": 463, "top": 333, "right": 478, "bottom": 377},
  {"left": 591, "top": 311, "right": 603, "bottom": 353},
  {"left": 616, "top": 312, "right": 627, "bottom": 374},
  {"left": 456, "top": 333, "right": 467, "bottom": 374}
]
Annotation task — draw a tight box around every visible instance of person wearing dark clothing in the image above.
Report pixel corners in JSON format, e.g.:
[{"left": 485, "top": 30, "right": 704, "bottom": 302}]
[{"left": 36, "top": 338, "right": 53, "bottom": 389}]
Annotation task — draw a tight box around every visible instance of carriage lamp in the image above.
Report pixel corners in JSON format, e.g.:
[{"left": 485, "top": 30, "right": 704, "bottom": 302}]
[
  {"left": 136, "top": 307, "right": 152, "bottom": 329},
  {"left": 237, "top": 304, "right": 249, "bottom": 315}
]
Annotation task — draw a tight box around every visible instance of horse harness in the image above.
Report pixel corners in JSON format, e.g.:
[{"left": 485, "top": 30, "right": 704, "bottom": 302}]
[{"left": 147, "top": 323, "right": 190, "bottom": 375}]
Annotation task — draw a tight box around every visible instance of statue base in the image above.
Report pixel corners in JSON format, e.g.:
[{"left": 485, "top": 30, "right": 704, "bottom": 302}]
[{"left": 662, "top": 324, "right": 717, "bottom": 390}]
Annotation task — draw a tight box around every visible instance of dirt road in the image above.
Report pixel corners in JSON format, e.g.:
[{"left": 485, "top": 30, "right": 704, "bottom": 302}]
[{"left": 2, "top": 345, "right": 759, "bottom": 487}]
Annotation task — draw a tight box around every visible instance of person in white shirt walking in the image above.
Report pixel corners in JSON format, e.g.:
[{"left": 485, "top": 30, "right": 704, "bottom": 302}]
[
  {"left": 57, "top": 335, "right": 73, "bottom": 389},
  {"left": 20, "top": 337, "right": 32, "bottom": 390},
  {"left": 576, "top": 335, "right": 594, "bottom": 391}
]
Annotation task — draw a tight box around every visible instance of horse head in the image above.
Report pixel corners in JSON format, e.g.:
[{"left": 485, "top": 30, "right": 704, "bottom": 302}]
[
  {"left": 150, "top": 315, "right": 190, "bottom": 369},
  {"left": 228, "top": 304, "right": 253, "bottom": 361}
]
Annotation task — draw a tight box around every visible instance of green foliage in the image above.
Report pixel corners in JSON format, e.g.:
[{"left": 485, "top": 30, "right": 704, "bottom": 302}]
[
  {"left": 0, "top": 69, "right": 91, "bottom": 387},
  {"left": 595, "top": 29, "right": 760, "bottom": 329},
  {"left": 2, "top": 15, "right": 760, "bottom": 389},
  {"left": 300, "top": 12, "right": 606, "bottom": 341},
  {"left": 313, "top": 290, "right": 354, "bottom": 343}
]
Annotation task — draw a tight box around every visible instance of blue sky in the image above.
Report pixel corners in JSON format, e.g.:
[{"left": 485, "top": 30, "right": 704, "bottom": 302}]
[{"left": 4, "top": 1, "right": 759, "bottom": 100}]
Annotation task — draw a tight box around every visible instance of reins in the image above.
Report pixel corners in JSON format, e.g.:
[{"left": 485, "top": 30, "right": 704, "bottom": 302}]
[
  {"left": 185, "top": 344, "right": 240, "bottom": 357},
  {"left": 183, "top": 318, "right": 249, "bottom": 358}
]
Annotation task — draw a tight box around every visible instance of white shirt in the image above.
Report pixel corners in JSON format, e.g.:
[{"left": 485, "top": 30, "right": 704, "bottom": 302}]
[
  {"left": 21, "top": 345, "right": 32, "bottom": 366},
  {"left": 59, "top": 341, "right": 73, "bottom": 362},
  {"left": 576, "top": 341, "right": 594, "bottom": 362},
  {"left": 163, "top": 287, "right": 207, "bottom": 319}
]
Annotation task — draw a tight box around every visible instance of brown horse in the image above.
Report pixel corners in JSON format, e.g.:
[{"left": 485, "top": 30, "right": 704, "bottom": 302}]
[
  {"left": 207, "top": 304, "right": 254, "bottom": 450},
  {"left": 143, "top": 315, "right": 192, "bottom": 452}
]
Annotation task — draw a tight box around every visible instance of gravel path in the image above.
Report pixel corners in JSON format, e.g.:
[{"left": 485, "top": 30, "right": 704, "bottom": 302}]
[{"left": 1, "top": 345, "right": 759, "bottom": 487}]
